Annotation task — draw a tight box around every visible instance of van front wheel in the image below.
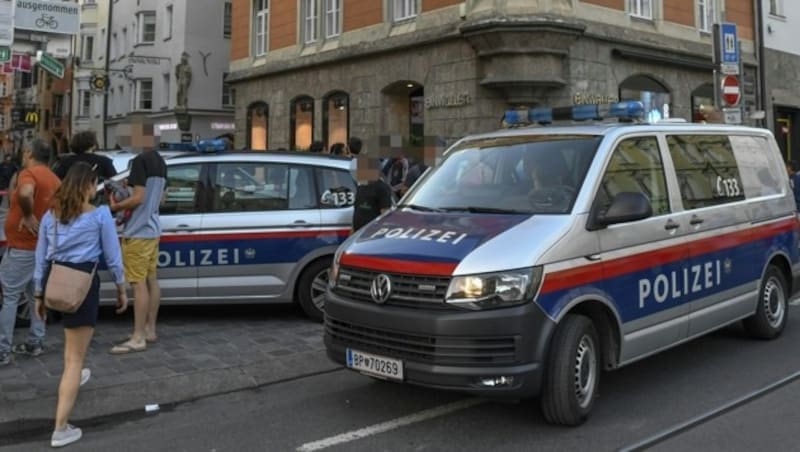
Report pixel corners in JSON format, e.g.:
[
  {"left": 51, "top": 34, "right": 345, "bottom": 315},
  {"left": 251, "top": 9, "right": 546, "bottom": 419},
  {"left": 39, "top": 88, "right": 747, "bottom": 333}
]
[
  {"left": 297, "top": 257, "right": 332, "bottom": 322},
  {"left": 743, "top": 265, "right": 788, "bottom": 339},
  {"left": 540, "top": 314, "right": 600, "bottom": 426}
]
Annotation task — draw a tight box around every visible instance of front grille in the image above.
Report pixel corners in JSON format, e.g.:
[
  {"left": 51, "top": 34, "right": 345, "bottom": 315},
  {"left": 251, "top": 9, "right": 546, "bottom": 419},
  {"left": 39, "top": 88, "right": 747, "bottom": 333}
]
[
  {"left": 334, "top": 266, "right": 452, "bottom": 310},
  {"left": 326, "top": 317, "right": 518, "bottom": 365}
]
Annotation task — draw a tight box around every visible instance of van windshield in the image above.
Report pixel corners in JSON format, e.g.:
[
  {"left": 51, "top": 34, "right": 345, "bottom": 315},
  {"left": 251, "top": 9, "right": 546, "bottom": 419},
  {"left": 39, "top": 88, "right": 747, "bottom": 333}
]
[{"left": 403, "top": 135, "right": 602, "bottom": 214}]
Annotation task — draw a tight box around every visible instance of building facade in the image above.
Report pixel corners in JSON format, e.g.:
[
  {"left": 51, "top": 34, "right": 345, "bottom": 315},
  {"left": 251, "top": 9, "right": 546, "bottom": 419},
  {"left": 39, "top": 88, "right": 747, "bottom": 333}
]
[
  {"left": 761, "top": 0, "right": 800, "bottom": 161},
  {"left": 72, "top": 0, "right": 110, "bottom": 148},
  {"left": 105, "top": 0, "right": 235, "bottom": 149},
  {"left": 227, "top": 0, "right": 758, "bottom": 166}
]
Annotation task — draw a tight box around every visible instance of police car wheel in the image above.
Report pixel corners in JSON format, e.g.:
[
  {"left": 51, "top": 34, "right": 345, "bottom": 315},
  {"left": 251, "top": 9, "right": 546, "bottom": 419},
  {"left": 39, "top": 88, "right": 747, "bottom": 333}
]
[
  {"left": 297, "top": 258, "right": 332, "bottom": 322},
  {"left": 541, "top": 314, "right": 600, "bottom": 426},
  {"left": 743, "top": 265, "right": 788, "bottom": 340}
]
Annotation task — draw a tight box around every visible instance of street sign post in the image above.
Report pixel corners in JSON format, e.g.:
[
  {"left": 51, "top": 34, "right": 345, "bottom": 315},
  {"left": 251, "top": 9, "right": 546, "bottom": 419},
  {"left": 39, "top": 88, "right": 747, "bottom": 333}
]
[
  {"left": 717, "top": 23, "right": 740, "bottom": 75},
  {"left": 721, "top": 75, "right": 741, "bottom": 107},
  {"left": 0, "top": 46, "right": 10, "bottom": 63},
  {"left": 36, "top": 51, "right": 64, "bottom": 79}
]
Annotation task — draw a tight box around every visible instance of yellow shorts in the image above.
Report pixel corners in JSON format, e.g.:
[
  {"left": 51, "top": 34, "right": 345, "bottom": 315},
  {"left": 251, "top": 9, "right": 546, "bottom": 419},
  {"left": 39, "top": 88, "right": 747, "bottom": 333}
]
[{"left": 122, "top": 238, "right": 160, "bottom": 283}]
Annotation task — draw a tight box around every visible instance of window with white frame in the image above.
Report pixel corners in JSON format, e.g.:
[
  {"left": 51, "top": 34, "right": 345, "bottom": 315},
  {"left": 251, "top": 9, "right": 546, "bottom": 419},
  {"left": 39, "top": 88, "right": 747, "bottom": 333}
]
[
  {"left": 224, "top": 2, "right": 232, "bottom": 38},
  {"left": 222, "top": 72, "right": 234, "bottom": 107},
  {"left": 0, "top": 79, "right": 6, "bottom": 97},
  {"left": 79, "top": 90, "right": 91, "bottom": 117},
  {"left": 769, "top": 0, "right": 784, "bottom": 16},
  {"left": 82, "top": 35, "right": 94, "bottom": 61},
  {"left": 122, "top": 27, "right": 128, "bottom": 53},
  {"left": 112, "top": 32, "right": 118, "bottom": 58},
  {"left": 137, "top": 79, "right": 153, "bottom": 110},
  {"left": 118, "top": 86, "right": 124, "bottom": 115},
  {"left": 109, "top": 88, "right": 115, "bottom": 116},
  {"left": 325, "top": 0, "right": 341, "bottom": 38},
  {"left": 254, "top": 0, "right": 269, "bottom": 56},
  {"left": 0, "top": 112, "right": 5, "bottom": 130},
  {"left": 138, "top": 12, "right": 156, "bottom": 43},
  {"left": 165, "top": 5, "right": 173, "bottom": 40},
  {"left": 304, "top": 0, "right": 319, "bottom": 44},
  {"left": 629, "top": 0, "right": 653, "bottom": 19},
  {"left": 162, "top": 73, "right": 170, "bottom": 108},
  {"left": 393, "top": 0, "right": 417, "bottom": 22},
  {"left": 698, "top": 0, "right": 716, "bottom": 32}
]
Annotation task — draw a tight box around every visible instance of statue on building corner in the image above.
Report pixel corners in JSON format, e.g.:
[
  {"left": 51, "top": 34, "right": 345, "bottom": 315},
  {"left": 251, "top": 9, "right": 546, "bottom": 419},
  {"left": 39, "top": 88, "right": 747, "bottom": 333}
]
[{"left": 175, "top": 52, "right": 192, "bottom": 110}]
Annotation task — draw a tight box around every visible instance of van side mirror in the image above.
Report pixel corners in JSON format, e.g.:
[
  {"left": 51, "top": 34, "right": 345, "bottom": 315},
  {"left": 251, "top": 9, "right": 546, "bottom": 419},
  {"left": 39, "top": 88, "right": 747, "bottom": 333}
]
[{"left": 588, "top": 192, "right": 653, "bottom": 230}]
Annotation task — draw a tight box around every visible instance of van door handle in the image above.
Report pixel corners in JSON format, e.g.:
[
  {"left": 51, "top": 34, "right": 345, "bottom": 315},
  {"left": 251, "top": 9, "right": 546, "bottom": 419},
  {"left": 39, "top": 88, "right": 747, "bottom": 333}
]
[
  {"left": 690, "top": 215, "right": 704, "bottom": 226},
  {"left": 177, "top": 224, "right": 191, "bottom": 228},
  {"left": 292, "top": 220, "right": 310, "bottom": 228},
  {"left": 664, "top": 220, "right": 680, "bottom": 231}
]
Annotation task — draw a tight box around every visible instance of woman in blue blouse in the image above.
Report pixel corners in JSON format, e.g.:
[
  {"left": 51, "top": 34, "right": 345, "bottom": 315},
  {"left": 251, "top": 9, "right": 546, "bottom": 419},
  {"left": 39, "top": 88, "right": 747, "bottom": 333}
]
[{"left": 33, "top": 162, "right": 128, "bottom": 448}]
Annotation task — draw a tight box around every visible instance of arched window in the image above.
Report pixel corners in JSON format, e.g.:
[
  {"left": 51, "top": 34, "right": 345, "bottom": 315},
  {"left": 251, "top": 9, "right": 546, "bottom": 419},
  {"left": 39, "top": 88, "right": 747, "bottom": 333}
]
[
  {"left": 691, "top": 83, "right": 716, "bottom": 123},
  {"left": 322, "top": 91, "right": 349, "bottom": 151},
  {"left": 246, "top": 102, "right": 269, "bottom": 150},
  {"left": 619, "top": 75, "right": 671, "bottom": 122},
  {"left": 290, "top": 95, "right": 314, "bottom": 151}
]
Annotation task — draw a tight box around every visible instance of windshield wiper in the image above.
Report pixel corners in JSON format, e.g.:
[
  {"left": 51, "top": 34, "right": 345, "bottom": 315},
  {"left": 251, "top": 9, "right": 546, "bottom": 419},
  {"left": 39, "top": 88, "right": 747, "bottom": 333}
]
[
  {"left": 397, "top": 204, "right": 442, "bottom": 212},
  {"left": 438, "top": 206, "right": 529, "bottom": 214}
]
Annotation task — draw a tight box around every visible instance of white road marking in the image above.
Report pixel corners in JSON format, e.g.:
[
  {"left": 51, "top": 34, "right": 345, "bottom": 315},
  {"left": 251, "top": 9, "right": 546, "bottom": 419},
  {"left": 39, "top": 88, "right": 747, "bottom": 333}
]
[{"left": 296, "top": 398, "right": 485, "bottom": 452}]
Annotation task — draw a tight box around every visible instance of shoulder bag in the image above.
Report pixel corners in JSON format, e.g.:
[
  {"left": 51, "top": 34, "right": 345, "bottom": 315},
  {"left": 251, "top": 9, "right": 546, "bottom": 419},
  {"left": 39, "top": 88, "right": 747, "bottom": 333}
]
[{"left": 44, "top": 220, "right": 98, "bottom": 313}]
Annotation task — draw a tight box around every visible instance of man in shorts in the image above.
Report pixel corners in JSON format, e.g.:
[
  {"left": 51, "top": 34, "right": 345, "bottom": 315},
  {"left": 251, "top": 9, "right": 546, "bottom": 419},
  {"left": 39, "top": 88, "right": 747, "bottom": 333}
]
[{"left": 109, "top": 147, "right": 167, "bottom": 354}]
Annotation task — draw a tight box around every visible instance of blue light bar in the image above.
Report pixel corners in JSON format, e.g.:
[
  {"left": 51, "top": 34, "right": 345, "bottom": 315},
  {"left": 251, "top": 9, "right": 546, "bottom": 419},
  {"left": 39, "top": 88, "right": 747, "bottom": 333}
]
[
  {"left": 501, "top": 101, "right": 645, "bottom": 128},
  {"left": 530, "top": 108, "right": 553, "bottom": 124},
  {"left": 159, "top": 142, "right": 198, "bottom": 151},
  {"left": 196, "top": 138, "right": 228, "bottom": 153}
]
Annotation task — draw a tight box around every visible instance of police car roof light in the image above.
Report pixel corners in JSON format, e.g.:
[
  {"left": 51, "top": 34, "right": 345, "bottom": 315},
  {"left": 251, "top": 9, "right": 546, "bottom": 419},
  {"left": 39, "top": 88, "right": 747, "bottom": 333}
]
[{"left": 502, "top": 100, "right": 645, "bottom": 127}]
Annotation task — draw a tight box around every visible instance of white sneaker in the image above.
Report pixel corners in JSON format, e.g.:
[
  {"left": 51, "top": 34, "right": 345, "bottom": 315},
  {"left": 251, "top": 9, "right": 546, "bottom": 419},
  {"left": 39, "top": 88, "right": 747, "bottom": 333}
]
[
  {"left": 51, "top": 424, "right": 82, "bottom": 448},
  {"left": 80, "top": 368, "right": 91, "bottom": 387}
]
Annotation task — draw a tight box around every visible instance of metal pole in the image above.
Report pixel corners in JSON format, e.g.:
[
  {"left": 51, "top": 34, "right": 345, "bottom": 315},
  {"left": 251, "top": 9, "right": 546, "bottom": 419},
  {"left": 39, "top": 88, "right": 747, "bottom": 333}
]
[{"left": 102, "top": 0, "right": 113, "bottom": 149}]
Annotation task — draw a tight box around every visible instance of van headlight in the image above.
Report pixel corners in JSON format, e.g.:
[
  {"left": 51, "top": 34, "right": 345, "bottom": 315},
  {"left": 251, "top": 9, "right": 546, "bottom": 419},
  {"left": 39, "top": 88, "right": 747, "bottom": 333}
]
[{"left": 445, "top": 267, "right": 543, "bottom": 310}]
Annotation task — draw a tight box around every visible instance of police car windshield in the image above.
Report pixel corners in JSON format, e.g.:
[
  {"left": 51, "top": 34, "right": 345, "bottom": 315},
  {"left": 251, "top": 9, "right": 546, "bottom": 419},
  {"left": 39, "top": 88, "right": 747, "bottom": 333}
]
[{"left": 404, "top": 135, "right": 601, "bottom": 215}]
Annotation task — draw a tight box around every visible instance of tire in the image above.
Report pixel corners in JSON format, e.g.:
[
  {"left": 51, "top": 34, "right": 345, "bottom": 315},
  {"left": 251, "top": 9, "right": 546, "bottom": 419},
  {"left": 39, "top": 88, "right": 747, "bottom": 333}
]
[
  {"left": 296, "top": 257, "right": 332, "bottom": 322},
  {"left": 743, "top": 265, "right": 788, "bottom": 339},
  {"left": 540, "top": 314, "right": 601, "bottom": 426}
]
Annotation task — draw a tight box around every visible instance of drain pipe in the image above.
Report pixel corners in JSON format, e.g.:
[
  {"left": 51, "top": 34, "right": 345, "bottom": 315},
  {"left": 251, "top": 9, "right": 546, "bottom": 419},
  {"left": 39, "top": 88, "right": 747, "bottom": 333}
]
[
  {"left": 754, "top": 0, "right": 767, "bottom": 128},
  {"left": 102, "top": 0, "right": 114, "bottom": 148}
]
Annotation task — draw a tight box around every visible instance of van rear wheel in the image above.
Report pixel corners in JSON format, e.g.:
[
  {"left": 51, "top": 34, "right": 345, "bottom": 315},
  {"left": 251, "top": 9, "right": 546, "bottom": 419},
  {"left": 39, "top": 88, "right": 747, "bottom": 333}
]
[
  {"left": 743, "top": 265, "right": 788, "bottom": 339},
  {"left": 541, "top": 314, "right": 600, "bottom": 426},
  {"left": 297, "top": 257, "right": 332, "bottom": 322}
]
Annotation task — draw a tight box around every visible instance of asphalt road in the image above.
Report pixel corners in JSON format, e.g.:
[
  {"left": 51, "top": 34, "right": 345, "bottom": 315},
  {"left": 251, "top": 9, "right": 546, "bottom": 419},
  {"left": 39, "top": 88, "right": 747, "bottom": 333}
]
[{"left": 4, "top": 307, "right": 800, "bottom": 452}]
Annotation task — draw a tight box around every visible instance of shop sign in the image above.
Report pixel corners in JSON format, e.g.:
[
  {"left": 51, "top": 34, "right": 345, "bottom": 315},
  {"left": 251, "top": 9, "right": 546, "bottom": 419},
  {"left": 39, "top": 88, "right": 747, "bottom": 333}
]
[
  {"left": 211, "top": 122, "right": 235, "bottom": 130},
  {"left": 573, "top": 93, "right": 619, "bottom": 105},
  {"left": 424, "top": 93, "right": 472, "bottom": 109},
  {"left": 14, "top": 0, "right": 80, "bottom": 35},
  {"left": 129, "top": 56, "right": 164, "bottom": 65}
]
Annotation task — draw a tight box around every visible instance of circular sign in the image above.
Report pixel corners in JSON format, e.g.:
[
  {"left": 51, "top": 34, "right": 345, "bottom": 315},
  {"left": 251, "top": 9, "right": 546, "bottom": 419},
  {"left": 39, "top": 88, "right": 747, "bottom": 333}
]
[
  {"left": 90, "top": 74, "right": 107, "bottom": 91},
  {"left": 721, "top": 75, "right": 741, "bottom": 107}
]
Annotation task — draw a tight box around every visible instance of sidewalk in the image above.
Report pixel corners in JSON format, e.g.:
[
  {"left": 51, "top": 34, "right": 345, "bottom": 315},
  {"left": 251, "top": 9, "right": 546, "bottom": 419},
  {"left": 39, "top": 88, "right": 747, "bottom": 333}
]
[{"left": 0, "top": 305, "right": 338, "bottom": 428}]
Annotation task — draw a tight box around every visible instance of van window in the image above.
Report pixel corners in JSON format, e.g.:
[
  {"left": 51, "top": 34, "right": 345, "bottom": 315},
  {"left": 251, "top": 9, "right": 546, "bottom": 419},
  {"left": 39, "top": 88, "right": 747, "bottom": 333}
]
[
  {"left": 596, "top": 136, "right": 670, "bottom": 216},
  {"left": 214, "top": 162, "right": 290, "bottom": 212},
  {"left": 403, "top": 135, "right": 601, "bottom": 214},
  {"left": 316, "top": 167, "right": 356, "bottom": 209},
  {"left": 162, "top": 164, "right": 203, "bottom": 215},
  {"left": 666, "top": 135, "right": 745, "bottom": 209},
  {"left": 728, "top": 135, "right": 783, "bottom": 198}
]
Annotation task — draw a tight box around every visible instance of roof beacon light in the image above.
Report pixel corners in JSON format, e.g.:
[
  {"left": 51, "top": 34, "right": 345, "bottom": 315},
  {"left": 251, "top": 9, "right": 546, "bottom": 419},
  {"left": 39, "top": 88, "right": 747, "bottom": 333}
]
[{"left": 502, "top": 100, "right": 645, "bottom": 127}]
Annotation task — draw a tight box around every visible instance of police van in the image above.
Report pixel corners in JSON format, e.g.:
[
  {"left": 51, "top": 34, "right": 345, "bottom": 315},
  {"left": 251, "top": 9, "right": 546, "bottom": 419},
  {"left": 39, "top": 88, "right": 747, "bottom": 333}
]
[
  {"left": 0, "top": 149, "right": 356, "bottom": 321},
  {"left": 323, "top": 101, "right": 800, "bottom": 425}
]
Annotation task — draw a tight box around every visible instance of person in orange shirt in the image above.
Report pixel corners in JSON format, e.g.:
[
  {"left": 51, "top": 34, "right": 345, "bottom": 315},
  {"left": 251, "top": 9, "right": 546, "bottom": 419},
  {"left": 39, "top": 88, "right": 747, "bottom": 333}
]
[{"left": 0, "top": 140, "right": 61, "bottom": 366}]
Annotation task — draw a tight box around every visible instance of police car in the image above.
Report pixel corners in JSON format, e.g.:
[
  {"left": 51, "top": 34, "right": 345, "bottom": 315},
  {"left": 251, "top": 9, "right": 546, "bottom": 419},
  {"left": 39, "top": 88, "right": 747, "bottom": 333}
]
[
  {"left": 324, "top": 101, "right": 800, "bottom": 425},
  {"left": 1, "top": 148, "right": 357, "bottom": 322}
]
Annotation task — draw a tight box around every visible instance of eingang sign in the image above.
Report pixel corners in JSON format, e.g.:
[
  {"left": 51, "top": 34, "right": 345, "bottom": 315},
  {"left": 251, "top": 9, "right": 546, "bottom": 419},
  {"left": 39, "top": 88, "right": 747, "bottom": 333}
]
[{"left": 14, "top": 0, "right": 79, "bottom": 35}]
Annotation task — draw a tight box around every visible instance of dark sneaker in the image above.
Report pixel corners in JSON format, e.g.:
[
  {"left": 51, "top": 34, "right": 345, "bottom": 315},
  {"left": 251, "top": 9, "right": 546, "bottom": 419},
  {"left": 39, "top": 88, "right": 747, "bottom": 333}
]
[
  {"left": 0, "top": 352, "right": 10, "bottom": 366},
  {"left": 51, "top": 424, "right": 82, "bottom": 448},
  {"left": 11, "top": 343, "right": 44, "bottom": 357}
]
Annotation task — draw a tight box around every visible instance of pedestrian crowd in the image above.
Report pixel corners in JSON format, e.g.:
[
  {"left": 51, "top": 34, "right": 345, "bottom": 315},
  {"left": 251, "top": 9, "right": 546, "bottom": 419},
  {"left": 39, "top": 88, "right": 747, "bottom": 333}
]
[{"left": 0, "top": 130, "right": 166, "bottom": 448}]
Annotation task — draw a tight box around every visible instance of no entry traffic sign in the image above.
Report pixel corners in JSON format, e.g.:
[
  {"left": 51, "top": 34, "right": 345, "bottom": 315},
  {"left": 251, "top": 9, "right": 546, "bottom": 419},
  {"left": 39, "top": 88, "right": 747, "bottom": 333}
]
[{"left": 721, "top": 75, "right": 741, "bottom": 107}]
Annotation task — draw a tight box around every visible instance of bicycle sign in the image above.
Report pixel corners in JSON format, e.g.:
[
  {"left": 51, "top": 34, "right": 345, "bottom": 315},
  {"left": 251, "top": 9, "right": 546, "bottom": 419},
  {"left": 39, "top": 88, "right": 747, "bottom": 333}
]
[{"left": 35, "top": 14, "right": 59, "bottom": 30}]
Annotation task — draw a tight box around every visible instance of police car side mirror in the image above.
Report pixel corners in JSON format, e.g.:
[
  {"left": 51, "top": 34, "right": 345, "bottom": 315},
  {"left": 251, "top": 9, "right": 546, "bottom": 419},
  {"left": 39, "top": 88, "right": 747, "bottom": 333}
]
[{"left": 588, "top": 192, "right": 653, "bottom": 230}]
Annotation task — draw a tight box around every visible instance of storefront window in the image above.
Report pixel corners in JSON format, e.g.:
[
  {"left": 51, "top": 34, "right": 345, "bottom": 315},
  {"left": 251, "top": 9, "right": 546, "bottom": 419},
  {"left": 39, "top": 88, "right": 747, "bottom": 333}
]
[
  {"left": 247, "top": 102, "right": 269, "bottom": 151},
  {"left": 619, "top": 75, "right": 671, "bottom": 123},
  {"left": 409, "top": 87, "right": 424, "bottom": 147},
  {"left": 291, "top": 95, "right": 315, "bottom": 151},
  {"left": 691, "top": 83, "right": 720, "bottom": 123},
  {"left": 323, "top": 91, "right": 349, "bottom": 150}
]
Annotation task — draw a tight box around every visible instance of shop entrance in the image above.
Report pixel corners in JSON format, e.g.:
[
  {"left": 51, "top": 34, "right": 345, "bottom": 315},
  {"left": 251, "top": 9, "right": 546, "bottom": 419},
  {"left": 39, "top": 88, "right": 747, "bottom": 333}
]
[
  {"left": 246, "top": 102, "right": 269, "bottom": 151},
  {"left": 775, "top": 107, "right": 800, "bottom": 162},
  {"left": 381, "top": 81, "right": 424, "bottom": 149}
]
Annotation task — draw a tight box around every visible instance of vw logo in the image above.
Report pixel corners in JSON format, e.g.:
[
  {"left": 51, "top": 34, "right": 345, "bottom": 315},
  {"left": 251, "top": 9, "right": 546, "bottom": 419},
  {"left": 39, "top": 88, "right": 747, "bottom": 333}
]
[{"left": 370, "top": 274, "right": 392, "bottom": 304}]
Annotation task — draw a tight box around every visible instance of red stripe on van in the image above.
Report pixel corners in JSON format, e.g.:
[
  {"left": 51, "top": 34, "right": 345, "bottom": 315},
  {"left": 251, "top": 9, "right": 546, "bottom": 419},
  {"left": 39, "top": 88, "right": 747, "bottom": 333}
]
[
  {"left": 340, "top": 254, "right": 458, "bottom": 276},
  {"left": 540, "top": 218, "right": 797, "bottom": 295}
]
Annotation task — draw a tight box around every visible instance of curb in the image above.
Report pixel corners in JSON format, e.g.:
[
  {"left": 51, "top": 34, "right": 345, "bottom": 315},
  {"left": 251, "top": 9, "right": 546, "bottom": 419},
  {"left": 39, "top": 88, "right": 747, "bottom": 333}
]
[{"left": 0, "top": 349, "right": 341, "bottom": 432}]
